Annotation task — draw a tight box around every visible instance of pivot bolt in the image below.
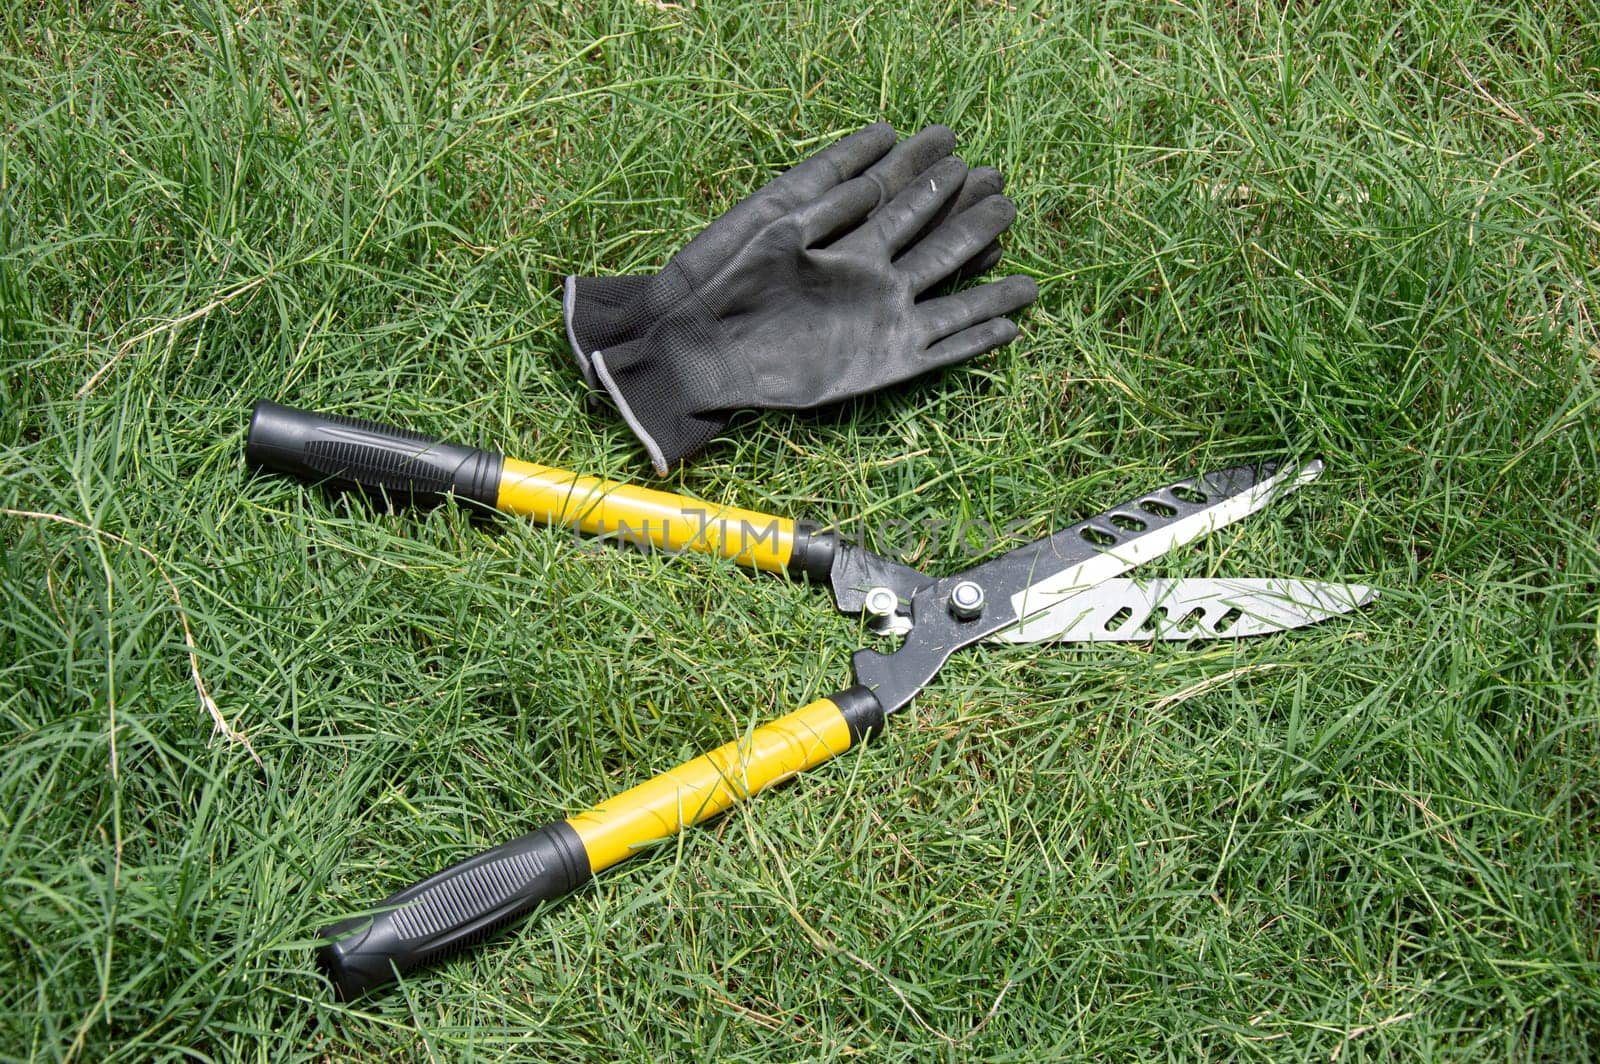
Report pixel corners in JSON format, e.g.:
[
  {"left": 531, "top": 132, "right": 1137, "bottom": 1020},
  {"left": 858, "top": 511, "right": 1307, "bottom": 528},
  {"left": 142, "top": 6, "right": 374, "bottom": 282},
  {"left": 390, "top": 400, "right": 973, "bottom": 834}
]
[
  {"left": 863, "top": 586, "right": 900, "bottom": 620},
  {"left": 948, "top": 580, "right": 985, "bottom": 620}
]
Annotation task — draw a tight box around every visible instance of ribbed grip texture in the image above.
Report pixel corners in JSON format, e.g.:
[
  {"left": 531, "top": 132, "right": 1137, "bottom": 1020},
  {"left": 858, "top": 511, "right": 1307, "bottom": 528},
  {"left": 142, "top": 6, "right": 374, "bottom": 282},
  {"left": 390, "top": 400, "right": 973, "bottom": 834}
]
[
  {"left": 316, "top": 820, "right": 591, "bottom": 999},
  {"left": 246, "top": 400, "right": 503, "bottom": 508}
]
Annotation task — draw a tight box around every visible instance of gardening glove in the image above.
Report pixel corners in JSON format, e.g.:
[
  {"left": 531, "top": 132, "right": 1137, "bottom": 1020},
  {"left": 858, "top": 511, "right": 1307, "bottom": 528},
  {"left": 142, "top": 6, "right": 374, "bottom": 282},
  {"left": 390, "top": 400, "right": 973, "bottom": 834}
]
[
  {"left": 587, "top": 153, "right": 1038, "bottom": 473},
  {"left": 564, "top": 122, "right": 998, "bottom": 388},
  {"left": 565, "top": 164, "right": 1007, "bottom": 388}
]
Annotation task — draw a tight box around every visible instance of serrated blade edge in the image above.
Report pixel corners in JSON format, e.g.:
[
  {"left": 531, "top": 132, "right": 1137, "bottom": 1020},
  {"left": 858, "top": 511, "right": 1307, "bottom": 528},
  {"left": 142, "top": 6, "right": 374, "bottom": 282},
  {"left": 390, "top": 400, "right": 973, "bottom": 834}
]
[
  {"left": 994, "top": 577, "right": 1377, "bottom": 643},
  {"left": 1007, "top": 460, "right": 1322, "bottom": 628}
]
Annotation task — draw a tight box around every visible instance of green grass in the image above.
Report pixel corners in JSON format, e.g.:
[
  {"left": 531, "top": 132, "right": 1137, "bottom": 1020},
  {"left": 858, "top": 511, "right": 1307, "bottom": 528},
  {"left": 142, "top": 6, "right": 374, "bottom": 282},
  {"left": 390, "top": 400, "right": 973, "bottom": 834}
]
[{"left": 3, "top": 0, "right": 1599, "bottom": 1058}]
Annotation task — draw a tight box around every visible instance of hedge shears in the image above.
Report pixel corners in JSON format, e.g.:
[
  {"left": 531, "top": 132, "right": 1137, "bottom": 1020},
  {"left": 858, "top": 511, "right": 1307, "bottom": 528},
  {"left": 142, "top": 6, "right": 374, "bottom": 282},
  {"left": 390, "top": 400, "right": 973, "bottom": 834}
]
[{"left": 245, "top": 401, "right": 1376, "bottom": 998}]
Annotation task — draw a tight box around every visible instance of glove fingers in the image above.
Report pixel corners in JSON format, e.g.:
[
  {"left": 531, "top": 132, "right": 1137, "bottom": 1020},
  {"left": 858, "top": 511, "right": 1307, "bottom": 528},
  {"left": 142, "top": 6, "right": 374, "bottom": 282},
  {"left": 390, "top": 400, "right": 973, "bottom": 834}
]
[
  {"left": 952, "top": 165, "right": 1004, "bottom": 214},
  {"left": 765, "top": 121, "right": 898, "bottom": 205},
  {"left": 681, "top": 123, "right": 897, "bottom": 269},
  {"left": 896, "top": 194, "right": 1018, "bottom": 291},
  {"left": 860, "top": 124, "right": 957, "bottom": 204},
  {"left": 907, "top": 168, "right": 1007, "bottom": 293},
  {"left": 922, "top": 317, "right": 1021, "bottom": 370},
  {"left": 952, "top": 241, "right": 1004, "bottom": 284},
  {"left": 918, "top": 275, "right": 1039, "bottom": 342},
  {"left": 858, "top": 156, "right": 968, "bottom": 253},
  {"left": 798, "top": 175, "right": 887, "bottom": 245}
]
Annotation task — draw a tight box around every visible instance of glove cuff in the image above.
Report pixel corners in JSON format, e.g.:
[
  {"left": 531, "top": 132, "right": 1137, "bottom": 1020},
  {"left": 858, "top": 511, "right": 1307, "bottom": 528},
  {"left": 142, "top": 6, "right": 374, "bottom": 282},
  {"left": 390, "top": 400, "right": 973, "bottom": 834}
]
[
  {"left": 564, "top": 271, "right": 693, "bottom": 388},
  {"left": 562, "top": 276, "right": 598, "bottom": 387},
  {"left": 590, "top": 309, "right": 738, "bottom": 475}
]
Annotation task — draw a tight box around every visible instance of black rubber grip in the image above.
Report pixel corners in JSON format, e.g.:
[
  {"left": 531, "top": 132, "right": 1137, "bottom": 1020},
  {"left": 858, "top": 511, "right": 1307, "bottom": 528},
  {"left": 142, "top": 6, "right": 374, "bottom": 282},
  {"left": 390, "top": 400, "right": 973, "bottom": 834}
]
[
  {"left": 317, "top": 820, "right": 591, "bottom": 999},
  {"left": 246, "top": 400, "right": 503, "bottom": 508}
]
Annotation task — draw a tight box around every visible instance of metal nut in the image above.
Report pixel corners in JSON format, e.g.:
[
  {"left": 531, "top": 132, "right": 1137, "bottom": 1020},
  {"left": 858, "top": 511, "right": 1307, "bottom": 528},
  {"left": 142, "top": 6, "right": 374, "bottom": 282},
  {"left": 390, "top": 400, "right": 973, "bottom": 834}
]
[
  {"left": 948, "top": 580, "right": 985, "bottom": 620},
  {"left": 863, "top": 586, "right": 900, "bottom": 619}
]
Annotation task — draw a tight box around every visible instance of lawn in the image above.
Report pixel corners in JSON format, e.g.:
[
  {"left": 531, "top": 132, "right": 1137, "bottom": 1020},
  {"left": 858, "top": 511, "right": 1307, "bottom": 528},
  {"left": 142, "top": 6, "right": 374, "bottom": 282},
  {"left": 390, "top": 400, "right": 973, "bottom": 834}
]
[{"left": 3, "top": 0, "right": 1598, "bottom": 1059}]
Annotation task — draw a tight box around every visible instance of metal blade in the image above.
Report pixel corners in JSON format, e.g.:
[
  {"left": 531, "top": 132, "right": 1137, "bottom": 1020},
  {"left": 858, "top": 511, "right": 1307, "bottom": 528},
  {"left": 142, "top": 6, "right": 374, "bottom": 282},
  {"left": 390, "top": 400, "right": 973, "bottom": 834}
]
[
  {"left": 992, "top": 577, "right": 1377, "bottom": 643},
  {"left": 851, "top": 459, "right": 1327, "bottom": 713},
  {"left": 1007, "top": 459, "right": 1324, "bottom": 628}
]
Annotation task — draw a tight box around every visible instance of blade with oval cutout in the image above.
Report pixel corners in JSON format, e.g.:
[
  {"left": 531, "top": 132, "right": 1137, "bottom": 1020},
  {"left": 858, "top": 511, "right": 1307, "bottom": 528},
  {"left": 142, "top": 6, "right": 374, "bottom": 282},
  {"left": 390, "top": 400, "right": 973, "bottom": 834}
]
[{"left": 991, "top": 577, "right": 1378, "bottom": 643}]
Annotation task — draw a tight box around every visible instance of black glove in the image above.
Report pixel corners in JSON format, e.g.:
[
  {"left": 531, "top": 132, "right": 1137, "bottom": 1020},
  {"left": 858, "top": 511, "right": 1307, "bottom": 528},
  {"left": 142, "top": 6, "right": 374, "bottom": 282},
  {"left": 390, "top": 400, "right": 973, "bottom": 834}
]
[
  {"left": 564, "top": 125, "right": 1005, "bottom": 387},
  {"left": 587, "top": 151, "right": 1037, "bottom": 473}
]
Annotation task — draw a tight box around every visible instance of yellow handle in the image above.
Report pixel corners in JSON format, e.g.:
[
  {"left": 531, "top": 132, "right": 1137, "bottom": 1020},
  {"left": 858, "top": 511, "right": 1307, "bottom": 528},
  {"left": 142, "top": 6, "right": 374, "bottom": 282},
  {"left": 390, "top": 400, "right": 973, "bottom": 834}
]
[
  {"left": 319, "top": 690, "right": 881, "bottom": 997},
  {"left": 496, "top": 458, "right": 796, "bottom": 572},
  {"left": 566, "top": 697, "right": 857, "bottom": 873}
]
